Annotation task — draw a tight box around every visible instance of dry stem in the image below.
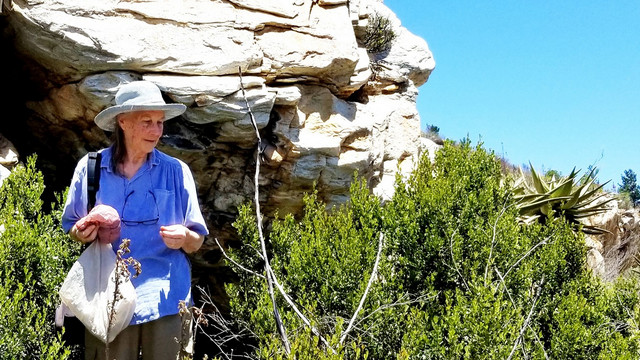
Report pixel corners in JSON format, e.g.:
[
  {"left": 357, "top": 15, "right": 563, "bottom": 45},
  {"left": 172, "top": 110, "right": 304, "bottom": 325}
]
[
  {"left": 340, "top": 232, "right": 384, "bottom": 344},
  {"left": 214, "top": 237, "right": 265, "bottom": 280},
  {"left": 239, "top": 66, "right": 291, "bottom": 355},
  {"left": 106, "top": 238, "right": 141, "bottom": 359},
  {"left": 506, "top": 276, "right": 545, "bottom": 360}
]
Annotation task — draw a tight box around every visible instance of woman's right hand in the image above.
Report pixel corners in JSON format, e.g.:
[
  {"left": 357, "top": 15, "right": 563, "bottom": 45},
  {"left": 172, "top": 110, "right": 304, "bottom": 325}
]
[{"left": 70, "top": 221, "right": 98, "bottom": 243}]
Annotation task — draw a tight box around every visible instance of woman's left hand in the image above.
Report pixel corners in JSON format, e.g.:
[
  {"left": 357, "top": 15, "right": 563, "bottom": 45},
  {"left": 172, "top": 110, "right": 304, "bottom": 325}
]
[
  {"left": 159, "top": 225, "right": 188, "bottom": 250},
  {"left": 160, "top": 224, "right": 205, "bottom": 253}
]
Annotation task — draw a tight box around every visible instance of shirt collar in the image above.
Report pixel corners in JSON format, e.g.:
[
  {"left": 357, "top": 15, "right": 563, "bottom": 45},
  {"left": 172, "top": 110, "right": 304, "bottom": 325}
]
[{"left": 102, "top": 146, "right": 159, "bottom": 174}]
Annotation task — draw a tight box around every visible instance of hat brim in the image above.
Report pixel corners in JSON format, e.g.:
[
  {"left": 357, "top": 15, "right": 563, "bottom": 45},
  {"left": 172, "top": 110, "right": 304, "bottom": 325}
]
[{"left": 94, "top": 103, "right": 187, "bottom": 132}]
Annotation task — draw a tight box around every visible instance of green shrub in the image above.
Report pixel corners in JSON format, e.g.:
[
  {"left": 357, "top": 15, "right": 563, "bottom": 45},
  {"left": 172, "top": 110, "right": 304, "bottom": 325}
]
[
  {"left": 544, "top": 276, "right": 640, "bottom": 359},
  {"left": 0, "top": 155, "right": 81, "bottom": 359},
  {"left": 363, "top": 13, "right": 397, "bottom": 54},
  {"left": 215, "top": 140, "right": 640, "bottom": 359},
  {"left": 226, "top": 179, "right": 381, "bottom": 358},
  {"left": 399, "top": 283, "right": 521, "bottom": 360}
]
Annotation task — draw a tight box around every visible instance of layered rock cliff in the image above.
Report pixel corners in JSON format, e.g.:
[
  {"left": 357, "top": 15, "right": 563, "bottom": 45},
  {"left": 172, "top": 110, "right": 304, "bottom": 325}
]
[{"left": 0, "top": 0, "right": 436, "bottom": 273}]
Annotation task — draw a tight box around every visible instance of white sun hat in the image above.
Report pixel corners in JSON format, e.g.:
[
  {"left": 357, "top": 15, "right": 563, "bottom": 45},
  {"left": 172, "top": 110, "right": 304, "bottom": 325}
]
[{"left": 94, "top": 80, "right": 186, "bottom": 132}]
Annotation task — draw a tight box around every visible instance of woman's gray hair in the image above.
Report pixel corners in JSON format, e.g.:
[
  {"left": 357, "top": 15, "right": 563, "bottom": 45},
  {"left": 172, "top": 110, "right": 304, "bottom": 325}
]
[{"left": 110, "top": 115, "right": 127, "bottom": 174}]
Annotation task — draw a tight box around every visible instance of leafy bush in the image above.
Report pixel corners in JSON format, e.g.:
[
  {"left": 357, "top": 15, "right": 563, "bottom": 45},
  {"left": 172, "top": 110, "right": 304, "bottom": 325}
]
[
  {"left": 0, "top": 155, "right": 81, "bottom": 359},
  {"left": 224, "top": 179, "right": 379, "bottom": 359},
  {"left": 362, "top": 13, "right": 397, "bottom": 54},
  {"left": 217, "top": 140, "right": 640, "bottom": 359}
]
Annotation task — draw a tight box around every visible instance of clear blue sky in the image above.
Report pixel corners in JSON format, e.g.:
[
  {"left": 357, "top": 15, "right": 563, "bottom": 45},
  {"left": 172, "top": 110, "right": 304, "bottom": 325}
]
[{"left": 384, "top": 0, "right": 640, "bottom": 190}]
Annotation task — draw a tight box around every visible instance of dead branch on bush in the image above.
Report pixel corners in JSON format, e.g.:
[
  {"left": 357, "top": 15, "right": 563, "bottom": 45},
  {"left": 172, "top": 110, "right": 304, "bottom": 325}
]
[
  {"left": 447, "top": 229, "right": 470, "bottom": 291},
  {"left": 484, "top": 202, "right": 512, "bottom": 283},
  {"left": 266, "top": 266, "right": 335, "bottom": 351},
  {"left": 340, "top": 232, "right": 384, "bottom": 345},
  {"left": 503, "top": 236, "right": 550, "bottom": 279},
  {"left": 506, "top": 276, "right": 545, "bottom": 360},
  {"left": 239, "top": 66, "right": 291, "bottom": 355},
  {"left": 351, "top": 292, "right": 436, "bottom": 334},
  {"left": 214, "top": 237, "right": 265, "bottom": 280},
  {"left": 240, "top": 66, "right": 335, "bottom": 352},
  {"left": 180, "top": 287, "right": 258, "bottom": 360},
  {"left": 106, "top": 239, "right": 141, "bottom": 360},
  {"left": 495, "top": 267, "right": 549, "bottom": 360}
]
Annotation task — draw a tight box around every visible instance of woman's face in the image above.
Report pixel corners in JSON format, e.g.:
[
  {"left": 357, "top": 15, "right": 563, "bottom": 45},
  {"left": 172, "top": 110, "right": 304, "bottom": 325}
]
[{"left": 117, "top": 110, "right": 165, "bottom": 156}]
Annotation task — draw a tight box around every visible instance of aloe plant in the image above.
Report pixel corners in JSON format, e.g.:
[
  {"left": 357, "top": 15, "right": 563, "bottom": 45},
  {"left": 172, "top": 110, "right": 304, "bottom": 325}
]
[{"left": 513, "top": 164, "right": 615, "bottom": 234}]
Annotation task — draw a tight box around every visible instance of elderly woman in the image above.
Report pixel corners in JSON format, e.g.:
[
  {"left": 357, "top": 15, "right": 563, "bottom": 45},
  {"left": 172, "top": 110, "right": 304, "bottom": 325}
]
[{"left": 61, "top": 80, "right": 209, "bottom": 360}]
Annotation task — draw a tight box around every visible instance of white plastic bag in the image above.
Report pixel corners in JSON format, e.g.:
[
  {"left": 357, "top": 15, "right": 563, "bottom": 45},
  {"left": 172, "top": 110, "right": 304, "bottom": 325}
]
[{"left": 59, "top": 241, "right": 137, "bottom": 344}]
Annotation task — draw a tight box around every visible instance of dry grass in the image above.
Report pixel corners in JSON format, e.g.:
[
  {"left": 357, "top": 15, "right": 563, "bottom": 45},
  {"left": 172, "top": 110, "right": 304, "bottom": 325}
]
[{"left": 600, "top": 211, "right": 640, "bottom": 282}]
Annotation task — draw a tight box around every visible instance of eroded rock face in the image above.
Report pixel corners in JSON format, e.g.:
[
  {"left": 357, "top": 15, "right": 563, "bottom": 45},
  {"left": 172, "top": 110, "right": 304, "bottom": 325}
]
[
  {"left": 0, "top": 0, "right": 436, "bottom": 276},
  {"left": 0, "top": 134, "right": 18, "bottom": 186},
  {"left": 583, "top": 198, "right": 640, "bottom": 282}
]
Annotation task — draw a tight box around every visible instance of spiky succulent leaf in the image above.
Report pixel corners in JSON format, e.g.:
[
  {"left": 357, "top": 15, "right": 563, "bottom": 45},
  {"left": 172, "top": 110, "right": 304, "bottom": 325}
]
[
  {"left": 561, "top": 188, "right": 584, "bottom": 210},
  {"left": 513, "top": 165, "right": 613, "bottom": 235},
  {"left": 529, "top": 163, "right": 549, "bottom": 193},
  {"left": 576, "top": 181, "right": 611, "bottom": 204},
  {"left": 582, "top": 225, "right": 612, "bottom": 235},
  {"left": 548, "top": 177, "right": 576, "bottom": 198}
]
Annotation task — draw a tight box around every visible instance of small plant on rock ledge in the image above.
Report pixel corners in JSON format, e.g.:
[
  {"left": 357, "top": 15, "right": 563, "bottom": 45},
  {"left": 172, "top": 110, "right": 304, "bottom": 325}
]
[
  {"left": 421, "top": 124, "right": 444, "bottom": 145},
  {"left": 363, "top": 12, "right": 397, "bottom": 54}
]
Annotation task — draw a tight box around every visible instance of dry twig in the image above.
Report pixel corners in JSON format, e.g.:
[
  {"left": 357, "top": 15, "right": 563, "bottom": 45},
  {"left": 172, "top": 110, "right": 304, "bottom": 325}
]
[
  {"left": 340, "top": 232, "right": 384, "bottom": 344},
  {"left": 214, "top": 237, "right": 265, "bottom": 280},
  {"left": 484, "top": 201, "right": 512, "bottom": 283},
  {"left": 239, "top": 66, "right": 291, "bottom": 355},
  {"left": 506, "top": 276, "right": 545, "bottom": 360},
  {"left": 495, "top": 267, "right": 549, "bottom": 360},
  {"left": 447, "top": 229, "right": 470, "bottom": 291},
  {"left": 180, "top": 287, "right": 258, "bottom": 360},
  {"left": 106, "top": 239, "right": 141, "bottom": 360},
  {"left": 351, "top": 292, "right": 436, "bottom": 333},
  {"left": 503, "top": 236, "right": 550, "bottom": 279}
]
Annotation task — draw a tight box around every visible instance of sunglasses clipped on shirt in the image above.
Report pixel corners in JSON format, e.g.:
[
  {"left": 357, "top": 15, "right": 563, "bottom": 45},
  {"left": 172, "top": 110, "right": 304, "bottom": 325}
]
[{"left": 121, "top": 190, "right": 160, "bottom": 226}]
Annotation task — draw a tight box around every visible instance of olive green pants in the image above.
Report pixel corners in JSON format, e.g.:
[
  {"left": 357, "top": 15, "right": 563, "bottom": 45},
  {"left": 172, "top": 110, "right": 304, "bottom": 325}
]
[{"left": 84, "top": 313, "right": 192, "bottom": 360}]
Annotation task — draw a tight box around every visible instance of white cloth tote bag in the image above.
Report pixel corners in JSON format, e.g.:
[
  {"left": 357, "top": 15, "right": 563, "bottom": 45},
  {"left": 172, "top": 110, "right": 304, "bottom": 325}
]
[{"left": 59, "top": 241, "right": 136, "bottom": 344}]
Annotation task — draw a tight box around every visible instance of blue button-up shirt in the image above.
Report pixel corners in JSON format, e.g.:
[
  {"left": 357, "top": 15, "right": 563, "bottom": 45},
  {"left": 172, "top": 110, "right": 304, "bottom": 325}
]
[{"left": 62, "top": 146, "right": 209, "bottom": 324}]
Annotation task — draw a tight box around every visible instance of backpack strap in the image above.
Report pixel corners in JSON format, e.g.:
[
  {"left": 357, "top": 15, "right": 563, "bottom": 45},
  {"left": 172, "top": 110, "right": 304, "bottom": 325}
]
[{"left": 86, "top": 151, "right": 102, "bottom": 212}]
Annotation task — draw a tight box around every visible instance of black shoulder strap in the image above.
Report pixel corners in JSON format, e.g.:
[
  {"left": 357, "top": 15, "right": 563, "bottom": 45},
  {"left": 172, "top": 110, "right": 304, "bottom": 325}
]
[{"left": 87, "top": 151, "right": 102, "bottom": 212}]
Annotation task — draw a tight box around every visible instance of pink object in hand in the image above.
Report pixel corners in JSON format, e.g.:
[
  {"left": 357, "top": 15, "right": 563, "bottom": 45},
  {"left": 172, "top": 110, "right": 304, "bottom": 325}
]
[{"left": 77, "top": 204, "right": 121, "bottom": 243}]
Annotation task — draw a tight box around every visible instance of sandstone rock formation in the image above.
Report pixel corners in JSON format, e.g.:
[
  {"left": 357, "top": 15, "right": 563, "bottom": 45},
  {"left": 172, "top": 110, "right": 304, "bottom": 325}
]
[
  {"left": 0, "top": 0, "right": 436, "bottom": 278},
  {"left": 0, "top": 134, "right": 18, "bottom": 186},
  {"left": 583, "top": 197, "right": 640, "bottom": 281}
]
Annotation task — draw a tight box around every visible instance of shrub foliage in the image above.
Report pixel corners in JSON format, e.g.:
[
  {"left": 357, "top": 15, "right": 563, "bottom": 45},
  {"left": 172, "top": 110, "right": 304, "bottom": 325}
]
[
  {"left": 363, "top": 13, "right": 397, "bottom": 54},
  {"left": 223, "top": 140, "right": 640, "bottom": 359},
  {"left": 2, "top": 144, "right": 640, "bottom": 360},
  {"left": 0, "top": 156, "right": 81, "bottom": 359}
]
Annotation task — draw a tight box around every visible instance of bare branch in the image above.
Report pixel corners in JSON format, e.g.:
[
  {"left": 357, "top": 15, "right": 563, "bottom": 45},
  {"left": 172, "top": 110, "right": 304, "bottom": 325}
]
[
  {"left": 484, "top": 201, "right": 512, "bottom": 283},
  {"left": 352, "top": 292, "right": 436, "bottom": 332},
  {"left": 495, "top": 267, "right": 549, "bottom": 360},
  {"left": 106, "top": 239, "right": 140, "bottom": 360},
  {"left": 340, "top": 232, "right": 384, "bottom": 344},
  {"left": 214, "top": 237, "right": 265, "bottom": 279},
  {"left": 448, "top": 229, "right": 470, "bottom": 291},
  {"left": 503, "top": 236, "right": 550, "bottom": 279},
  {"left": 267, "top": 266, "right": 335, "bottom": 352},
  {"left": 506, "top": 277, "right": 545, "bottom": 360},
  {"left": 239, "top": 67, "right": 291, "bottom": 355},
  {"left": 494, "top": 267, "right": 517, "bottom": 308},
  {"left": 529, "top": 326, "right": 550, "bottom": 360},
  {"left": 188, "top": 286, "right": 259, "bottom": 360}
]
